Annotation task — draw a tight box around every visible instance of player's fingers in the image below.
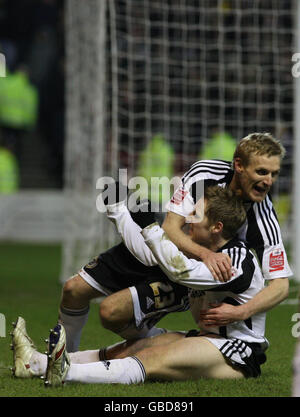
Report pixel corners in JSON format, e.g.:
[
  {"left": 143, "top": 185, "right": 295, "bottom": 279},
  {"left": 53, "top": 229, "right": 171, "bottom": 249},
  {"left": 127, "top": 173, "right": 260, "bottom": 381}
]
[
  {"left": 202, "top": 318, "right": 228, "bottom": 325},
  {"left": 224, "top": 253, "right": 232, "bottom": 265},
  {"left": 200, "top": 317, "right": 221, "bottom": 325},
  {"left": 210, "top": 262, "right": 227, "bottom": 282},
  {"left": 199, "top": 311, "right": 219, "bottom": 319},
  {"left": 209, "top": 302, "right": 222, "bottom": 308},
  {"left": 207, "top": 264, "right": 224, "bottom": 282},
  {"left": 216, "top": 261, "right": 231, "bottom": 282}
]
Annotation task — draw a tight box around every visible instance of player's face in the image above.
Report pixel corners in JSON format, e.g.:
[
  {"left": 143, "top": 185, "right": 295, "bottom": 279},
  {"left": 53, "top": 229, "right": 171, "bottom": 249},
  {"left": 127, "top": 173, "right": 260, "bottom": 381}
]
[
  {"left": 235, "top": 154, "right": 281, "bottom": 203},
  {"left": 188, "top": 212, "right": 213, "bottom": 247}
]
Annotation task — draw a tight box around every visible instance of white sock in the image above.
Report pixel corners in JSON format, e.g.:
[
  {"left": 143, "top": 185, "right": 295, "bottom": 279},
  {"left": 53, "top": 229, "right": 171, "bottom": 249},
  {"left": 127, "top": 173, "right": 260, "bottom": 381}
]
[
  {"left": 59, "top": 306, "right": 89, "bottom": 352},
  {"left": 69, "top": 350, "right": 100, "bottom": 364},
  {"left": 28, "top": 349, "right": 100, "bottom": 376},
  {"left": 29, "top": 351, "right": 47, "bottom": 376},
  {"left": 65, "top": 356, "right": 145, "bottom": 384}
]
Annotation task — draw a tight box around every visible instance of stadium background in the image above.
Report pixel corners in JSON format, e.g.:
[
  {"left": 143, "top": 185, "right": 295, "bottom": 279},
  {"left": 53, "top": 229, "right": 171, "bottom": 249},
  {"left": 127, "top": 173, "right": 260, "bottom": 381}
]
[{"left": 0, "top": 0, "right": 299, "bottom": 398}]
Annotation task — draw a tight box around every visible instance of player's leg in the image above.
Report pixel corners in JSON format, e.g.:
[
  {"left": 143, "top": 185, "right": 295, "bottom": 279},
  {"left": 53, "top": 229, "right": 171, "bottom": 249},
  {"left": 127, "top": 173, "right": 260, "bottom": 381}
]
[
  {"left": 61, "top": 274, "right": 104, "bottom": 310},
  {"left": 136, "top": 336, "right": 244, "bottom": 380},
  {"left": 47, "top": 328, "right": 243, "bottom": 385},
  {"left": 59, "top": 274, "right": 105, "bottom": 352},
  {"left": 99, "top": 287, "right": 168, "bottom": 340},
  {"left": 58, "top": 244, "right": 138, "bottom": 351},
  {"left": 131, "top": 278, "right": 189, "bottom": 336},
  {"left": 60, "top": 243, "right": 188, "bottom": 349},
  {"left": 98, "top": 278, "right": 189, "bottom": 344},
  {"left": 99, "top": 288, "right": 134, "bottom": 335},
  {"left": 11, "top": 316, "right": 182, "bottom": 381},
  {"left": 99, "top": 330, "right": 185, "bottom": 360},
  {"left": 45, "top": 325, "right": 184, "bottom": 385}
]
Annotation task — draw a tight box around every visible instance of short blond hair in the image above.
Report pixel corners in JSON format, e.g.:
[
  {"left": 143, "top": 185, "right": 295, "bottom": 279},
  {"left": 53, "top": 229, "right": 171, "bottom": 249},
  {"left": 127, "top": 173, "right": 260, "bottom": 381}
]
[
  {"left": 204, "top": 186, "right": 246, "bottom": 240},
  {"left": 233, "top": 132, "right": 285, "bottom": 166}
]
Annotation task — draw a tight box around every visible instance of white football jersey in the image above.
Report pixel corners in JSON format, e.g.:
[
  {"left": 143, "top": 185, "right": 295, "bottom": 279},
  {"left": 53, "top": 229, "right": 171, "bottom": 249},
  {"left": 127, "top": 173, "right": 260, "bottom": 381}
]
[
  {"left": 165, "top": 159, "right": 293, "bottom": 280},
  {"left": 141, "top": 223, "right": 268, "bottom": 346}
]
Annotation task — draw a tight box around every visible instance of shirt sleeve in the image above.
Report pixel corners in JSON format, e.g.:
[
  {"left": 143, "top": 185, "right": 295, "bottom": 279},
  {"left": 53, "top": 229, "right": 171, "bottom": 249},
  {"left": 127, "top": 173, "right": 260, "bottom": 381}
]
[
  {"left": 141, "top": 223, "right": 247, "bottom": 291},
  {"left": 164, "top": 183, "right": 195, "bottom": 218},
  {"left": 106, "top": 201, "right": 157, "bottom": 267},
  {"left": 246, "top": 195, "right": 293, "bottom": 280}
]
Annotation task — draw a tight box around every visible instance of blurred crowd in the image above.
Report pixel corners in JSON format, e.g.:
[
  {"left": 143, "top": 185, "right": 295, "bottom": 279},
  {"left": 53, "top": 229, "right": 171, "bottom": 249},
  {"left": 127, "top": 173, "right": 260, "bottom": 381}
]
[
  {"left": 0, "top": 0, "right": 64, "bottom": 191},
  {"left": 0, "top": 0, "right": 294, "bottom": 194},
  {"left": 101, "top": 0, "right": 293, "bottom": 195}
]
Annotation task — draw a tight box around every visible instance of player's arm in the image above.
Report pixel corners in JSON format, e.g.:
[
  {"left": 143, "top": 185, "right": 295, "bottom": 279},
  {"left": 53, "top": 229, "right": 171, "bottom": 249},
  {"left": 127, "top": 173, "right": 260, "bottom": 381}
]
[
  {"left": 200, "top": 277, "right": 289, "bottom": 326},
  {"left": 141, "top": 222, "right": 234, "bottom": 289},
  {"left": 106, "top": 201, "right": 157, "bottom": 267},
  {"left": 162, "top": 211, "right": 232, "bottom": 282},
  {"left": 241, "top": 277, "right": 289, "bottom": 316},
  {"left": 200, "top": 197, "right": 292, "bottom": 325},
  {"left": 237, "top": 197, "right": 291, "bottom": 314}
]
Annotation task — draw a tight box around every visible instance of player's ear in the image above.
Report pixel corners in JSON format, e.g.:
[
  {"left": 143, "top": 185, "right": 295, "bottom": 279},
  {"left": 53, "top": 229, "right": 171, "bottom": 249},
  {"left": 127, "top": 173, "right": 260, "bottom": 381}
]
[
  {"left": 211, "top": 221, "right": 223, "bottom": 234},
  {"left": 233, "top": 157, "right": 244, "bottom": 174}
]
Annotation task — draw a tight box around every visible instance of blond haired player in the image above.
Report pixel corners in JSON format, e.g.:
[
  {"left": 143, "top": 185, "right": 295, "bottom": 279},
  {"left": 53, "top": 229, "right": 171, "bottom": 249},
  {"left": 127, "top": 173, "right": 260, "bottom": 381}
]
[{"left": 163, "top": 132, "right": 291, "bottom": 327}]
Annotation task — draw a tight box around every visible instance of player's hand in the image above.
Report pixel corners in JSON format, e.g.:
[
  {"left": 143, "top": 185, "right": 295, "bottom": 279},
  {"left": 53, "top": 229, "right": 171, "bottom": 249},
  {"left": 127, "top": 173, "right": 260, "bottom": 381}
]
[
  {"left": 201, "top": 248, "right": 232, "bottom": 282},
  {"left": 198, "top": 302, "right": 246, "bottom": 327}
]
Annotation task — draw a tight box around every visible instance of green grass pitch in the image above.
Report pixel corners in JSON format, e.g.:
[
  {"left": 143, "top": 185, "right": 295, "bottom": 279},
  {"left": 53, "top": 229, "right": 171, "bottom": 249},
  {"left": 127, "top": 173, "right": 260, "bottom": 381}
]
[{"left": 0, "top": 242, "right": 298, "bottom": 398}]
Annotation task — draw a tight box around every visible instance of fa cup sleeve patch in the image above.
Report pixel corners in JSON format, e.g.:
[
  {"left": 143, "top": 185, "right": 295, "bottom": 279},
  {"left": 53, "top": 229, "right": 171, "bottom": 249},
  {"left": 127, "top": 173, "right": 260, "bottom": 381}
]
[
  {"left": 269, "top": 249, "right": 284, "bottom": 272},
  {"left": 170, "top": 187, "right": 188, "bottom": 205}
]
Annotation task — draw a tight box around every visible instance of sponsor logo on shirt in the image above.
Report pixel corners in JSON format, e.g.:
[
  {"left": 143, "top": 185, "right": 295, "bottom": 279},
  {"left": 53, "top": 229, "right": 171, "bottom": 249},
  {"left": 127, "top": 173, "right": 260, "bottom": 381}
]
[{"left": 269, "top": 249, "right": 284, "bottom": 272}]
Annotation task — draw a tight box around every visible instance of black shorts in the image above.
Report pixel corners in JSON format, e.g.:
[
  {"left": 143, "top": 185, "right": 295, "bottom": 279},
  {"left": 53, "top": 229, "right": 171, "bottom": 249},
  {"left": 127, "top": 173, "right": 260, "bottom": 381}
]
[
  {"left": 185, "top": 330, "right": 267, "bottom": 378},
  {"left": 79, "top": 242, "right": 189, "bottom": 329}
]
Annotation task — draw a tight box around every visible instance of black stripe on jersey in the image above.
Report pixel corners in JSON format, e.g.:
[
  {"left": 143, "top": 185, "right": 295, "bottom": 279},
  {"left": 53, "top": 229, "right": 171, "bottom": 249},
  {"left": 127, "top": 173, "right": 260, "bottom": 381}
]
[
  {"left": 227, "top": 248, "right": 236, "bottom": 267},
  {"left": 184, "top": 159, "right": 231, "bottom": 175},
  {"left": 227, "top": 247, "right": 243, "bottom": 270},
  {"left": 257, "top": 202, "right": 277, "bottom": 246},
  {"left": 207, "top": 250, "right": 255, "bottom": 294},
  {"left": 131, "top": 356, "right": 146, "bottom": 380},
  {"left": 219, "top": 326, "right": 227, "bottom": 338},
  {"left": 184, "top": 168, "right": 230, "bottom": 184},
  {"left": 220, "top": 339, "right": 231, "bottom": 353},
  {"left": 189, "top": 159, "right": 230, "bottom": 170},
  {"left": 236, "top": 247, "right": 242, "bottom": 270},
  {"left": 262, "top": 198, "right": 279, "bottom": 244},
  {"left": 190, "top": 164, "right": 230, "bottom": 173},
  {"left": 182, "top": 160, "right": 231, "bottom": 182},
  {"left": 246, "top": 206, "right": 265, "bottom": 266}
]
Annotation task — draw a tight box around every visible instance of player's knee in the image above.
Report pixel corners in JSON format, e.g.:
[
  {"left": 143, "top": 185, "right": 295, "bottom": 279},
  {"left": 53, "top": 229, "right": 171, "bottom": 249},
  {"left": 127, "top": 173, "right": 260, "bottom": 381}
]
[
  {"left": 99, "top": 298, "right": 120, "bottom": 329},
  {"left": 62, "top": 275, "right": 86, "bottom": 303}
]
